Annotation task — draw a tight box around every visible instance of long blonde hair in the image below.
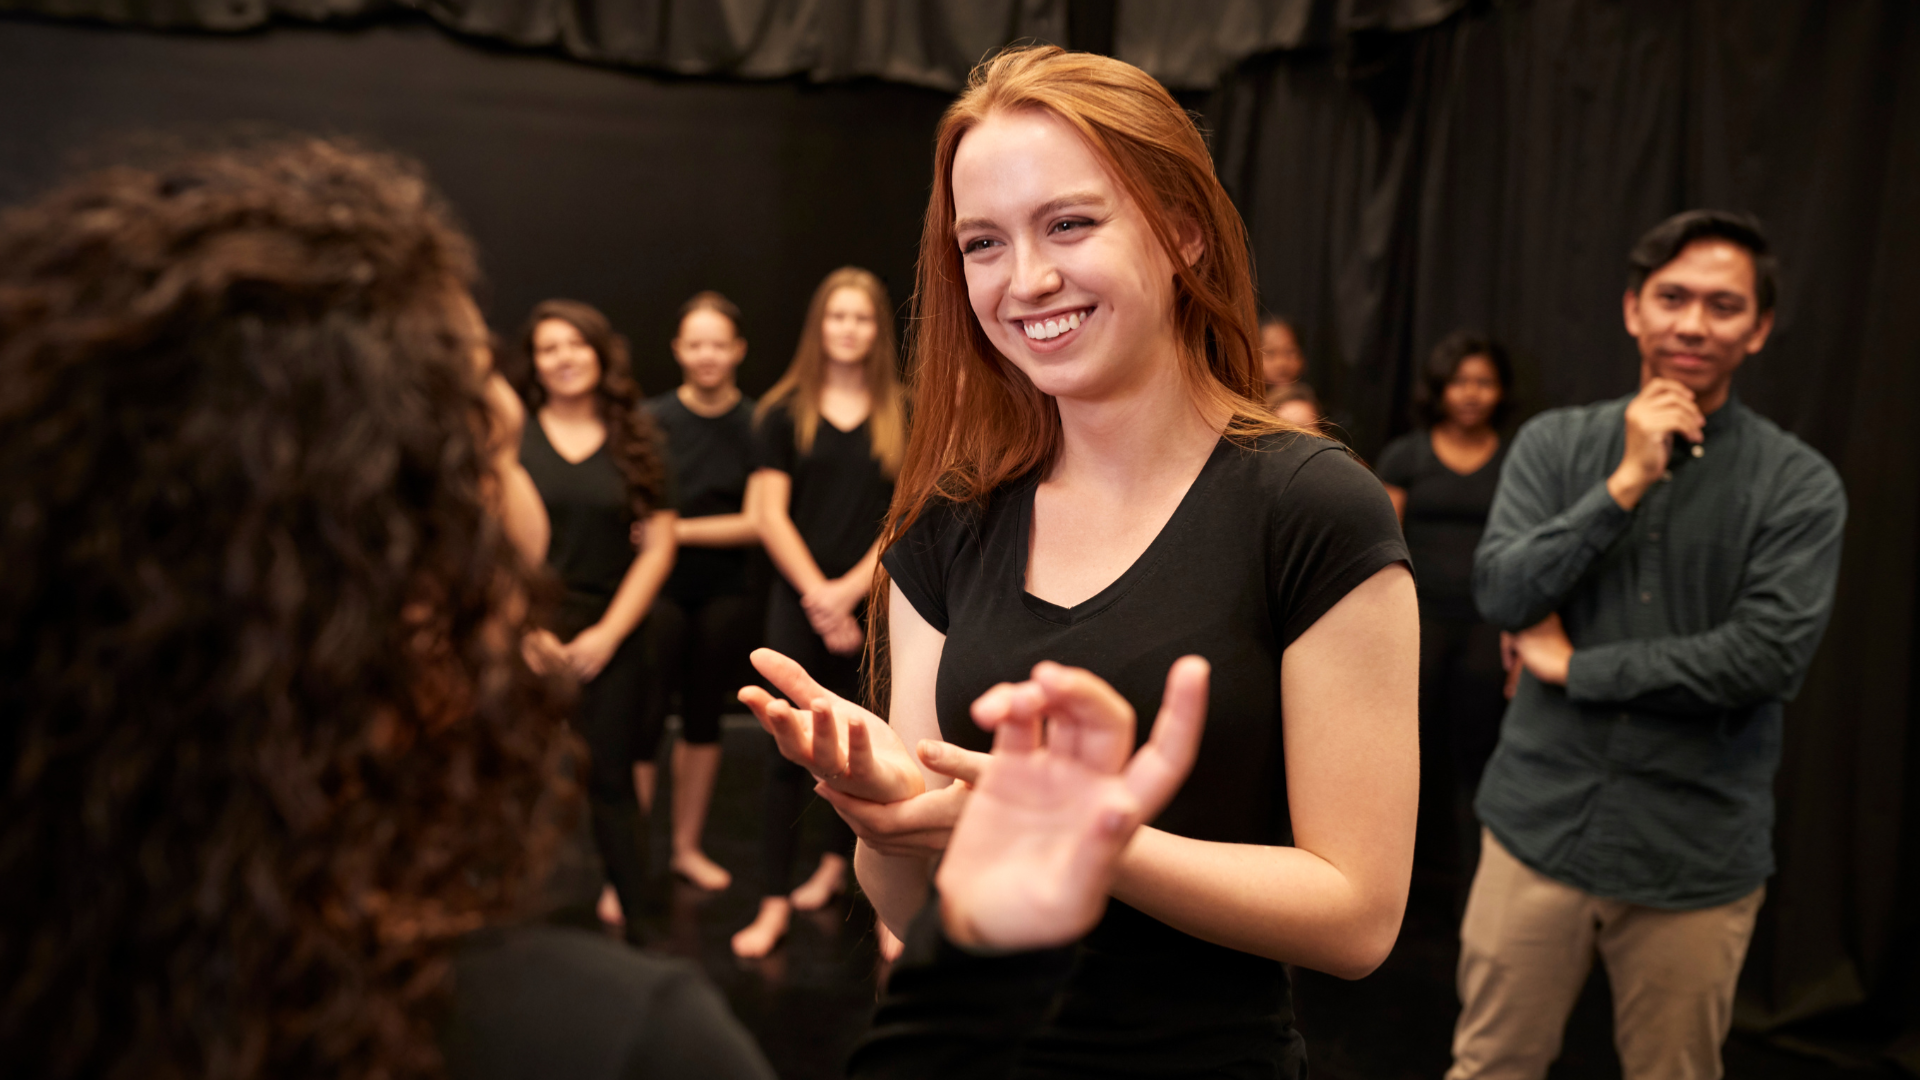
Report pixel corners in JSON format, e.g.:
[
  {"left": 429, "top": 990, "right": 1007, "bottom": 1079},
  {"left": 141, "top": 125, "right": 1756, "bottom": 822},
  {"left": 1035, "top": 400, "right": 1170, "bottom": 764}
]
[
  {"left": 756, "top": 267, "right": 907, "bottom": 476},
  {"left": 864, "top": 46, "right": 1303, "bottom": 706}
]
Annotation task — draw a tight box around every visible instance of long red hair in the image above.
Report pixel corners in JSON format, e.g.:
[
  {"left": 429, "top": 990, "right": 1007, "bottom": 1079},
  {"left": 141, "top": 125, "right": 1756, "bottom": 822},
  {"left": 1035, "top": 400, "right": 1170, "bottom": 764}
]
[{"left": 864, "top": 45, "right": 1300, "bottom": 704}]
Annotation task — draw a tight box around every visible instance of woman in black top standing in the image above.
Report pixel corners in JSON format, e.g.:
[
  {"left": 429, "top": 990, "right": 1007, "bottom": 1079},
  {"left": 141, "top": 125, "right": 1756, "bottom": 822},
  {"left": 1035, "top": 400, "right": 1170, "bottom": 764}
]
[
  {"left": 641, "top": 291, "right": 761, "bottom": 892},
  {"left": 731, "top": 267, "right": 905, "bottom": 958},
  {"left": 738, "top": 47, "right": 1419, "bottom": 1077},
  {"left": 1375, "top": 330, "right": 1514, "bottom": 892},
  {"left": 515, "top": 299, "right": 678, "bottom": 942}
]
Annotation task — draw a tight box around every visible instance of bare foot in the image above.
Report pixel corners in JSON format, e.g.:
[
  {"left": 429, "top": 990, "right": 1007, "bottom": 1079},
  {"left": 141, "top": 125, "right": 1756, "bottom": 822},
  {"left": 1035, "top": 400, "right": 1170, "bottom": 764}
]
[
  {"left": 731, "top": 897, "right": 791, "bottom": 958},
  {"left": 596, "top": 884, "right": 625, "bottom": 927},
  {"left": 788, "top": 852, "right": 848, "bottom": 912},
  {"left": 671, "top": 848, "right": 733, "bottom": 892},
  {"left": 877, "top": 918, "right": 905, "bottom": 962}
]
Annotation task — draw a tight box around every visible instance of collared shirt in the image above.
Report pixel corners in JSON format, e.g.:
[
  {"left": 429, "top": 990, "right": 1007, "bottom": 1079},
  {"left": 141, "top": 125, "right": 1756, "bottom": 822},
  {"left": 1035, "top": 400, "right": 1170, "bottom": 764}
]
[{"left": 1472, "top": 392, "right": 1846, "bottom": 909}]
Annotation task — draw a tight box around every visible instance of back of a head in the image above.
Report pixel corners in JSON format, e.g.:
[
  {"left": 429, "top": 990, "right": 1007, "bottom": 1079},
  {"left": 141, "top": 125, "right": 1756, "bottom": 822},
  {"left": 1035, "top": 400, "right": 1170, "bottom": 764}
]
[{"left": 0, "top": 140, "right": 573, "bottom": 1080}]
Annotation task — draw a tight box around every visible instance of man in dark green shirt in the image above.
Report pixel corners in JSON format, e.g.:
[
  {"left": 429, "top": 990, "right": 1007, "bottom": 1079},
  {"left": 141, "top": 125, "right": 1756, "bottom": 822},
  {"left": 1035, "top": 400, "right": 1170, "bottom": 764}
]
[{"left": 1449, "top": 211, "right": 1846, "bottom": 1080}]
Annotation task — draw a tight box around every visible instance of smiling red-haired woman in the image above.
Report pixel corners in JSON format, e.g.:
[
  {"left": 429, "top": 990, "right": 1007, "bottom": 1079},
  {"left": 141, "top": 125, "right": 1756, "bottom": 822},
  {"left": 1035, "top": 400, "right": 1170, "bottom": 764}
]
[{"left": 741, "top": 46, "right": 1419, "bottom": 1077}]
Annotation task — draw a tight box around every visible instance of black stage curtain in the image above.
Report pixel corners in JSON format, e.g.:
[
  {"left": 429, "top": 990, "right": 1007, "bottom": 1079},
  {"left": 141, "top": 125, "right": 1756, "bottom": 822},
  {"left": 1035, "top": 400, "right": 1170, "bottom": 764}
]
[
  {"left": 1203, "top": 2, "right": 1920, "bottom": 1070},
  {"left": 1, "top": 1, "right": 1915, "bottom": 1072},
  {"left": 0, "top": 0, "right": 1465, "bottom": 88}
]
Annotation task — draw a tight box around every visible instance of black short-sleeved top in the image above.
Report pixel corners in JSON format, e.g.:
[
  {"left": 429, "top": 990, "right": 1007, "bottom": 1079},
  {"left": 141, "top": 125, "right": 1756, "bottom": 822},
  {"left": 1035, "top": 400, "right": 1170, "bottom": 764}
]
[
  {"left": 647, "top": 391, "right": 756, "bottom": 599},
  {"left": 1375, "top": 429, "right": 1505, "bottom": 623},
  {"left": 521, "top": 417, "right": 676, "bottom": 619},
  {"left": 751, "top": 404, "right": 894, "bottom": 580},
  {"left": 881, "top": 434, "right": 1408, "bottom": 1077}
]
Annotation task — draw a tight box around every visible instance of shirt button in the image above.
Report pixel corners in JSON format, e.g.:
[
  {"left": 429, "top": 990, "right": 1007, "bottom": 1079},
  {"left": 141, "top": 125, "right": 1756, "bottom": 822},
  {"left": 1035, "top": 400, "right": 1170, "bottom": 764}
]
[{"left": 1640, "top": 591, "right": 1652, "bottom": 603}]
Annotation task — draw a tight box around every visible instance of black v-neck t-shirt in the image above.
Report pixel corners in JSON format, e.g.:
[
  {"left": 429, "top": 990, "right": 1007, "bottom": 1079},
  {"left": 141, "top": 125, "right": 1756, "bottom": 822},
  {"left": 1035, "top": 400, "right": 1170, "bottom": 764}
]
[
  {"left": 881, "top": 434, "right": 1408, "bottom": 1078},
  {"left": 521, "top": 418, "right": 676, "bottom": 625},
  {"left": 751, "top": 405, "right": 894, "bottom": 579},
  {"left": 647, "top": 391, "right": 756, "bottom": 599},
  {"left": 1375, "top": 429, "right": 1505, "bottom": 622}
]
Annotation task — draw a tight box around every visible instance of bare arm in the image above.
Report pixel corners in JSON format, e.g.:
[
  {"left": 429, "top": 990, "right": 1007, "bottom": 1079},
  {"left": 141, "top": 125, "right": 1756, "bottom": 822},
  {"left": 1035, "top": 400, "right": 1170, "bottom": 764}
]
[
  {"left": 1109, "top": 563, "right": 1419, "bottom": 978},
  {"left": 481, "top": 372, "right": 550, "bottom": 565},
  {"left": 675, "top": 512, "right": 760, "bottom": 548},
  {"left": 746, "top": 468, "right": 829, "bottom": 594},
  {"left": 854, "top": 583, "right": 950, "bottom": 935},
  {"left": 563, "top": 509, "right": 677, "bottom": 681},
  {"left": 1383, "top": 483, "right": 1408, "bottom": 525}
]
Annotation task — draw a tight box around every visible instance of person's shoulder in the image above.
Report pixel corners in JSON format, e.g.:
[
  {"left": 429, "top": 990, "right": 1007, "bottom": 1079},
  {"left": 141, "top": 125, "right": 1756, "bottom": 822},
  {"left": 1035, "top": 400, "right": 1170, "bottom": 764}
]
[
  {"left": 447, "top": 925, "right": 718, "bottom": 1078},
  {"left": 1738, "top": 406, "right": 1844, "bottom": 505},
  {"left": 644, "top": 391, "right": 680, "bottom": 419},
  {"left": 1373, "top": 429, "right": 1425, "bottom": 479},
  {"left": 1230, "top": 431, "right": 1378, "bottom": 494}
]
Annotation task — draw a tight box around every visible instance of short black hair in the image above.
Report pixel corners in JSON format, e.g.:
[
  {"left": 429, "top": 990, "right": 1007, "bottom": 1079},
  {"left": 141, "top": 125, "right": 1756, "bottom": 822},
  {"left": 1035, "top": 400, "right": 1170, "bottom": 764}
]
[
  {"left": 1627, "top": 209, "right": 1777, "bottom": 313},
  {"left": 1412, "top": 329, "right": 1513, "bottom": 428}
]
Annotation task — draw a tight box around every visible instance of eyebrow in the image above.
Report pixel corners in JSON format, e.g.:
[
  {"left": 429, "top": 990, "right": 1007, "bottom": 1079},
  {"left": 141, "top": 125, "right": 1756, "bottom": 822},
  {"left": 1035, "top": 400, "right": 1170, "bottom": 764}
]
[{"left": 954, "top": 190, "right": 1110, "bottom": 235}]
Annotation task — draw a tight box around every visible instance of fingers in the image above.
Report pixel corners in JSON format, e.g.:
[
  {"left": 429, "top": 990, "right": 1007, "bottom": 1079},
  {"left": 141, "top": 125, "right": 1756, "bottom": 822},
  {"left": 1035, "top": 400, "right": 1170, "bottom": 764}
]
[
  {"left": 970, "top": 680, "right": 1046, "bottom": 753},
  {"left": 810, "top": 698, "right": 847, "bottom": 778},
  {"left": 1030, "top": 661, "right": 1137, "bottom": 774},
  {"left": 918, "top": 739, "right": 990, "bottom": 784},
  {"left": 1122, "top": 655, "right": 1209, "bottom": 817},
  {"left": 750, "top": 648, "right": 836, "bottom": 709}
]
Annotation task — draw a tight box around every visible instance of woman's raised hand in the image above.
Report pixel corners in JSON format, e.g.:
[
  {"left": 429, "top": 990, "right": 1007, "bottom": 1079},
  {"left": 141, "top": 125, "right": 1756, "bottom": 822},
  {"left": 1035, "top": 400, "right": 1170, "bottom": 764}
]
[
  {"left": 737, "top": 648, "right": 925, "bottom": 804},
  {"left": 935, "top": 656, "right": 1210, "bottom": 952}
]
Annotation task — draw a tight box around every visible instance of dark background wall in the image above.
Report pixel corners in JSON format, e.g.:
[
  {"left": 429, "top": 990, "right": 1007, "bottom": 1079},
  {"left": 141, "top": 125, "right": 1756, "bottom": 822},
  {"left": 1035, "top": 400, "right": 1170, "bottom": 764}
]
[
  {"left": 0, "top": 15, "right": 950, "bottom": 397},
  {"left": 1, "top": 2, "right": 1914, "bottom": 1071}
]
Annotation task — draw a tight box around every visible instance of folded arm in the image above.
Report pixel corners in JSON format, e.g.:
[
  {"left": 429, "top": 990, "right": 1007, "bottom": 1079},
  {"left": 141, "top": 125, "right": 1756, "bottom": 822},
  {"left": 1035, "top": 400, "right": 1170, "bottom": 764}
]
[{"left": 1566, "top": 468, "right": 1846, "bottom": 713}]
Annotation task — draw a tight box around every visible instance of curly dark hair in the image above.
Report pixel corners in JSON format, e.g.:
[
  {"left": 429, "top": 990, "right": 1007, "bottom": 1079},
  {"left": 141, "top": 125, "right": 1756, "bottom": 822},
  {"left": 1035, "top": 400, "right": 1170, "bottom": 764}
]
[
  {"left": 0, "top": 139, "right": 578, "bottom": 1080},
  {"left": 504, "top": 299, "right": 669, "bottom": 522},
  {"left": 1411, "top": 329, "right": 1514, "bottom": 429}
]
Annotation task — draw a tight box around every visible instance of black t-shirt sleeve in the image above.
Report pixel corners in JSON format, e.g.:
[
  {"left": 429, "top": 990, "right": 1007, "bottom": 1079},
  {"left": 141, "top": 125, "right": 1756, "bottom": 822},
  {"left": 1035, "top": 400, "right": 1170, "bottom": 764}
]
[
  {"left": 1373, "top": 431, "right": 1419, "bottom": 489},
  {"left": 652, "top": 429, "right": 681, "bottom": 513},
  {"left": 751, "top": 405, "right": 796, "bottom": 474},
  {"left": 880, "top": 498, "right": 971, "bottom": 634},
  {"left": 1271, "top": 446, "right": 1412, "bottom": 648}
]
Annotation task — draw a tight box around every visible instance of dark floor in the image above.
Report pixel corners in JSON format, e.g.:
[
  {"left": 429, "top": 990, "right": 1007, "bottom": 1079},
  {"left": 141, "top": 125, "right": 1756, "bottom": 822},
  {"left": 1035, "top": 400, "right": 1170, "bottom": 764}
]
[{"left": 610, "top": 719, "right": 1898, "bottom": 1080}]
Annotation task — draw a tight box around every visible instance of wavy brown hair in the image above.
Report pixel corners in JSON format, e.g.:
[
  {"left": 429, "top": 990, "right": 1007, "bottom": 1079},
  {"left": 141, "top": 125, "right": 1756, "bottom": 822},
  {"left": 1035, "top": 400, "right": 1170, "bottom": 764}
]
[
  {"left": 506, "top": 299, "right": 669, "bottom": 522},
  {"left": 0, "top": 140, "right": 578, "bottom": 1079},
  {"left": 755, "top": 266, "right": 908, "bottom": 476}
]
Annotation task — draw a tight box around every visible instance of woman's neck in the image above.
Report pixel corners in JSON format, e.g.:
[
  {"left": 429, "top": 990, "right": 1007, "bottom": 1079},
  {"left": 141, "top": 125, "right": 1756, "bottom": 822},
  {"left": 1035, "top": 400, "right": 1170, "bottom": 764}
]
[
  {"left": 679, "top": 381, "right": 740, "bottom": 417},
  {"left": 1051, "top": 360, "right": 1222, "bottom": 494},
  {"left": 821, "top": 356, "right": 869, "bottom": 394},
  {"left": 540, "top": 391, "right": 600, "bottom": 425},
  {"left": 1432, "top": 418, "right": 1496, "bottom": 444}
]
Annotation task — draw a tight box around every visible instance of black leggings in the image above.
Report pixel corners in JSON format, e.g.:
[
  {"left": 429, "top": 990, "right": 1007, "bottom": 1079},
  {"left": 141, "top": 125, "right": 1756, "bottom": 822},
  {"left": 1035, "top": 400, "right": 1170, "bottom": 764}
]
[
  {"left": 1415, "top": 614, "right": 1508, "bottom": 885},
  {"left": 759, "top": 580, "right": 858, "bottom": 896},
  {"left": 638, "top": 589, "right": 757, "bottom": 754},
  {"left": 558, "top": 602, "right": 650, "bottom": 942}
]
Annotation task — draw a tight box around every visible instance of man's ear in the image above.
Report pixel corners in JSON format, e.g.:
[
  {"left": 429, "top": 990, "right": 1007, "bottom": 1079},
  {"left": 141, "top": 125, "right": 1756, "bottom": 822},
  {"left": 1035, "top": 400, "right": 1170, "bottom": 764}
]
[
  {"left": 1622, "top": 288, "right": 1643, "bottom": 337},
  {"left": 1746, "top": 310, "right": 1775, "bottom": 355}
]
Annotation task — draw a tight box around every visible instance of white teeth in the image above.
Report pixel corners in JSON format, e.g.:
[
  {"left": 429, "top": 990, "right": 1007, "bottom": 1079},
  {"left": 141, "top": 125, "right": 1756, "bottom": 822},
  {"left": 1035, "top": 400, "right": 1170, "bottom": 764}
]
[{"left": 1021, "top": 309, "right": 1088, "bottom": 341}]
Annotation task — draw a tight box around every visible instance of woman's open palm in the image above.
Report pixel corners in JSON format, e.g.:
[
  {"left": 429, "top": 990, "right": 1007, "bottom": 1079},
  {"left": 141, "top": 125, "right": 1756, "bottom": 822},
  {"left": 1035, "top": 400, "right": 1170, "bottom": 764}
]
[{"left": 737, "top": 648, "right": 926, "bottom": 804}]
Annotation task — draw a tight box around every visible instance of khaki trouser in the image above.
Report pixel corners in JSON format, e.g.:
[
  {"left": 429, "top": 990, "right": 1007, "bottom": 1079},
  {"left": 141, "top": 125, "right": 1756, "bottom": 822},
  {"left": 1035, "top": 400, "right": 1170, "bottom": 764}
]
[{"left": 1447, "top": 830, "right": 1764, "bottom": 1080}]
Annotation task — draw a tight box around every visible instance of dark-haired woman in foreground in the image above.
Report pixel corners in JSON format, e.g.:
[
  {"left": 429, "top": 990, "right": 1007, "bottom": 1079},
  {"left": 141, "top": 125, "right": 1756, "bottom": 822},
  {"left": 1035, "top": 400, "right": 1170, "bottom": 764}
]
[
  {"left": 1376, "top": 331, "right": 1515, "bottom": 894},
  {"left": 512, "top": 300, "right": 678, "bottom": 939},
  {"left": 746, "top": 46, "right": 1418, "bottom": 1076}
]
